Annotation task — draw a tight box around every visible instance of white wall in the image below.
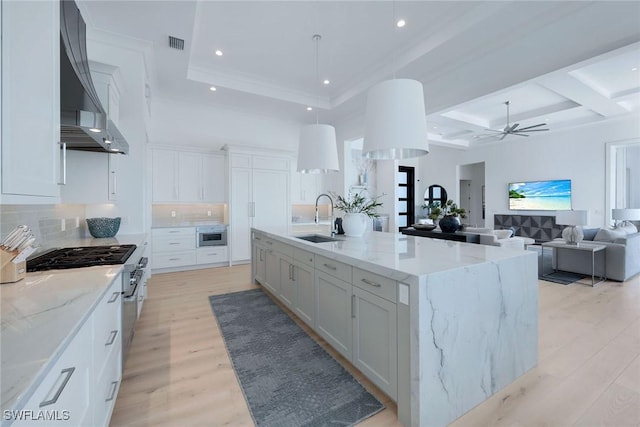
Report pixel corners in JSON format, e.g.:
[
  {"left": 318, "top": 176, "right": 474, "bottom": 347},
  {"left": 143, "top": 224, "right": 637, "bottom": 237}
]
[
  {"left": 423, "top": 115, "right": 640, "bottom": 228},
  {"left": 627, "top": 145, "right": 640, "bottom": 208},
  {"left": 149, "top": 97, "right": 301, "bottom": 151}
]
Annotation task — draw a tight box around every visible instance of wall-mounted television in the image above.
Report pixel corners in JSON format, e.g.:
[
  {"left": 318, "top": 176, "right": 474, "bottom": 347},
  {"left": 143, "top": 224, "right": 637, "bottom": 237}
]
[{"left": 508, "top": 179, "right": 572, "bottom": 210}]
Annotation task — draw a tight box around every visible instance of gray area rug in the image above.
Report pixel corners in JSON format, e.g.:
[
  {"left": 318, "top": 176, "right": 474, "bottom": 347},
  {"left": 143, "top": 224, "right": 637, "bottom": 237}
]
[
  {"left": 529, "top": 245, "right": 586, "bottom": 285},
  {"left": 209, "top": 288, "right": 384, "bottom": 427}
]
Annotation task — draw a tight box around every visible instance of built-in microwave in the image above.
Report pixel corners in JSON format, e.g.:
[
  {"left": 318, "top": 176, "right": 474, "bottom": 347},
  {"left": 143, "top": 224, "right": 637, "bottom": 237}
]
[{"left": 197, "top": 225, "right": 227, "bottom": 247}]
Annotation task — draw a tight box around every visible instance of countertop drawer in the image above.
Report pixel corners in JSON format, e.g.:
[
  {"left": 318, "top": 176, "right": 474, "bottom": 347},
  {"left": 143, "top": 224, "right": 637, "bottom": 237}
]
[
  {"left": 152, "top": 251, "right": 197, "bottom": 269},
  {"left": 315, "top": 255, "right": 352, "bottom": 283},
  {"left": 152, "top": 227, "right": 195, "bottom": 238},
  {"left": 92, "top": 279, "right": 122, "bottom": 381},
  {"left": 196, "top": 246, "right": 228, "bottom": 265},
  {"left": 353, "top": 268, "right": 397, "bottom": 303},
  {"left": 294, "top": 249, "right": 315, "bottom": 268},
  {"left": 153, "top": 236, "right": 195, "bottom": 252}
]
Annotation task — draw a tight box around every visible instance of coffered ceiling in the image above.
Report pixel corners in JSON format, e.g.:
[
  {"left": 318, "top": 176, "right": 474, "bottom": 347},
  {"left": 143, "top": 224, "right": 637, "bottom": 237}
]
[{"left": 80, "top": 1, "right": 640, "bottom": 149}]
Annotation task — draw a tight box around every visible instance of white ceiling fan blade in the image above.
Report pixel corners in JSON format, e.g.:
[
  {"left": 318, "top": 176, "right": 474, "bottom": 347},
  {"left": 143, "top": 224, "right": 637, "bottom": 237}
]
[
  {"left": 517, "top": 123, "right": 547, "bottom": 131},
  {"left": 516, "top": 128, "right": 549, "bottom": 133},
  {"left": 512, "top": 133, "right": 529, "bottom": 137},
  {"left": 484, "top": 128, "right": 504, "bottom": 133},
  {"left": 499, "top": 133, "right": 507, "bottom": 140},
  {"left": 508, "top": 123, "right": 520, "bottom": 132}
]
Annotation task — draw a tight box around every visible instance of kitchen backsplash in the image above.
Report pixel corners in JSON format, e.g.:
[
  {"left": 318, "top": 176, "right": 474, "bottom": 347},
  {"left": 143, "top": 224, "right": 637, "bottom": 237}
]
[
  {"left": 291, "top": 204, "right": 330, "bottom": 223},
  {"left": 152, "top": 204, "right": 227, "bottom": 226},
  {"left": 0, "top": 204, "right": 87, "bottom": 249}
]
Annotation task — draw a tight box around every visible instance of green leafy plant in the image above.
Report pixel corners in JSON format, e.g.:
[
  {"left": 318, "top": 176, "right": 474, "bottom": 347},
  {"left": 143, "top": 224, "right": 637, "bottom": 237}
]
[
  {"left": 331, "top": 192, "right": 383, "bottom": 218},
  {"left": 422, "top": 199, "right": 466, "bottom": 221}
]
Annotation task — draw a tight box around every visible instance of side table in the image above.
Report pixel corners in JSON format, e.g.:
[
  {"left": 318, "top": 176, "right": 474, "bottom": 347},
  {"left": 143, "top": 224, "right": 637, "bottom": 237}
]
[{"left": 541, "top": 241, "right": 606, "bottom": 286}]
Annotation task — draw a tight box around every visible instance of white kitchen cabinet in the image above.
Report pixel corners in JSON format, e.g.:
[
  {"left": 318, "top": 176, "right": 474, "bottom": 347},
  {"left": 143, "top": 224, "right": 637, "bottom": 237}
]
[
  {"left": 1, "top": 0, "right": 61, "bottom": 201},
  {"left": 196, "top": 246, "right": 228, "bottom": 265},
  {"left": 229, "top": 152, "right": 290, "bottom": 263},
  {"left": 14, "top": 274, "right": 123, "bottom": 427},
  {"left": 264, "top": 248, "right": 281, "bottom": 296},
  {"left": 315, "top": 270, "right": 353, "bottom": 360},
  {"left": 352, "top": 286, "right": 397, "bottom": 400},
  {"left": 293, "top": 257, "right": 315, "bottom": 327},
  {"left": 90, "top": 61, "right": 122, "bottom": 129},
  {"left": 279, "top": 257, "right": 295, "bottom": 309},
  {"left": 152, "top": 149, "right": 179, "bottom": 202},
  {"left": 291, "top": 160, "right": 320, "bottom": 204},
  {"left": 151, "top": 148, "right": 226, "bottom": 203},
  {"left": 151, "top": 227, "right": 196, "bottom": 269}
]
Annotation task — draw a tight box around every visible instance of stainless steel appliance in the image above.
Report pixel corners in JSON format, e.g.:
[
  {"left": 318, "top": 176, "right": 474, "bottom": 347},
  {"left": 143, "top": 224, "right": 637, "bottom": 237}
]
[
  {"left": 197, "top": 225, "right": 227, "bottom": 247},
  {"left": 60, "top": 0, "right": 129, "bottom": 154},
  {"left": 27, "top": 243, "right": 146, "bottom": 369},
  {"left": 121, "top": 251, "right": 147, "bottom": 366}
]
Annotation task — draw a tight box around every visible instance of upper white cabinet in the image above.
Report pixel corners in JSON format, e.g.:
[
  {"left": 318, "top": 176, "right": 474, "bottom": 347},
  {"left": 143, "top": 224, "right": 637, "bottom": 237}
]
[
  {"left": 151, "top": 148, "right": 226, "bottom": 203},
  {"left": 90, "top": 61, "right": 123, "bottom": 128},
  {"left": 291, "top": 160, "right": 321, "bottom": 204},
  {"left": 1, "top": 0, "right": 61, "bottom": 201}
]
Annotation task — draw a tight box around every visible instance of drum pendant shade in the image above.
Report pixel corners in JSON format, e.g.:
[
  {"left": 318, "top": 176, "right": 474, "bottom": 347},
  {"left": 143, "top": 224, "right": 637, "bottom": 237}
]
[
  {"left": 363, "top": 79, "right": 429, "bottom": 160},
  {"left": 297, "top": 124, "right": 339, "bottom": 173}
]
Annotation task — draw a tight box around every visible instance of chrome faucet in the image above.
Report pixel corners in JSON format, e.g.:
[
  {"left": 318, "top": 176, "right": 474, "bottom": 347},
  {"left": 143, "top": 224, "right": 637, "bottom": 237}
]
[{"left": 315, "top": 193, "right": 335, "bottom": 236}]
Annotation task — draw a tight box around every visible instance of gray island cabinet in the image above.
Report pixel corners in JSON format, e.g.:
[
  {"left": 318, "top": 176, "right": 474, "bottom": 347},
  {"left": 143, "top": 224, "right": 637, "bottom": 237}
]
[{"left": 251, "top": 228, "right": 538, "bottom": 427}]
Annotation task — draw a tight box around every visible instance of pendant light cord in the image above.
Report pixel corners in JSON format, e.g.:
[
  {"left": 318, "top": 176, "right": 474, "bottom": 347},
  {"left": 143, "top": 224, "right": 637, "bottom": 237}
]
[
  {"left": 392, "top": 0, "right": 396, "bottom": 80},
  {"left": 313, "top": 34, "right": 321, "bottom": 125}
]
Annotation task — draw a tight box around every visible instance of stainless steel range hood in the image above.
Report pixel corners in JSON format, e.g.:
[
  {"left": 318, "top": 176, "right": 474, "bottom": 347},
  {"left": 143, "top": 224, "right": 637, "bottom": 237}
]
[{"left": 60, "top": 0, "right": 129, "bottom": 154}]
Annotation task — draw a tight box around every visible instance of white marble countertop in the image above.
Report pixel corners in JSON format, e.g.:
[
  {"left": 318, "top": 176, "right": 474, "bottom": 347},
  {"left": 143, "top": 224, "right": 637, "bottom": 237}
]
[
  {"left": 253, "top": 228, "right": 535, "bottom": 281},
  {"left": 0, "top": 233, "right": 147, "bottom": 412}
]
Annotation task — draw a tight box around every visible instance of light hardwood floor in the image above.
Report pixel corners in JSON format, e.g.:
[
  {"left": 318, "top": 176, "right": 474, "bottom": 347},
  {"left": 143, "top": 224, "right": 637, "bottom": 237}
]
[{"left": 111, "top": 266, "right": 640, "bottom": 427}]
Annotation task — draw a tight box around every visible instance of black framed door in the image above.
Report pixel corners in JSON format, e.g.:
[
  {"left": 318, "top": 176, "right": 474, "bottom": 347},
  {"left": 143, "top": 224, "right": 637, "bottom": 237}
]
[{"left": 397, "top": 166, "right": 415, "bottom": 231}]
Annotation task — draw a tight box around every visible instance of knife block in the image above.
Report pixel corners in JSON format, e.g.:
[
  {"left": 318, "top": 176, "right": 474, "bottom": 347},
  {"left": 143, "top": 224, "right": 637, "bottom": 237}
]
[{"left": 1, "top": 248, "right": 26, "bottom": 284}]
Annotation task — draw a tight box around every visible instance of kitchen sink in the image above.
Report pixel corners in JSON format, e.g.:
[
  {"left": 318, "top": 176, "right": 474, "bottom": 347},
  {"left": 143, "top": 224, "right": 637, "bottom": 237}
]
[{"left": 295, "top": 234, "right": 341, "bottom": 243}]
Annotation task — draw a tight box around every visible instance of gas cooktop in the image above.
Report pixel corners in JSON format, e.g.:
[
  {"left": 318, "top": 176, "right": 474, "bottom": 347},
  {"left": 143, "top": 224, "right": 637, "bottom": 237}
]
[{"left": 27, "top": 244, "right": 136, "bottom": 272}]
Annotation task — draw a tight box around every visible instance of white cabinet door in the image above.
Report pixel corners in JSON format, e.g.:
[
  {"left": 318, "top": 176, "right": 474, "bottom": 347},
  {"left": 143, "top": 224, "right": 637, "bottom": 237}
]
[
  {"left": 178, "top": 152, "right": 202, "bottom": 201},
  {"left": 253, "top": 244, "right": 266, "bottom": 285},
  {"left": 15, "top": 320, "right": 93, "bottom": 426},
  {"left": 203, "top": 154, "right": 226, "bottom": 202},
  {"left": 316, "top": 271, "right": 353, "bottom": 359},
  {"left": 279, "top": 257, "right": 295, "bottom": 308},
  {"left": 230, "top": 168, "right": 252, "bottom": 262},
  {"left": 352, "top": 286, "right": 397, "bottom": 400},
  {"left": 291, "top": 161, "right": 318, "bottom": 204},
  {"left": 264, "top": 248, "right": 280, "bottom": 295},
  {"left": 152, "top": 149, "right": 178, "bottom": 202},
  {"left": 1, "top": 0, "right": 60, "bottom": 199},
  {"left": 293, "top": 260, "right": 315, "bottom": 327},
  {"left": 252, "top": 169, "right": 289, "bottom": 231}
]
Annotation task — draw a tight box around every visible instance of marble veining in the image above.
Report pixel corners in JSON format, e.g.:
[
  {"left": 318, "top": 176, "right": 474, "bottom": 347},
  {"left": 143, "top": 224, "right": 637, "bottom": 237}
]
[
  {"left": 253, "top": 228, "right": 538, "bottom": 426},
  {"left": 1, "top": 233, "right": 148, "bottom": 412}
]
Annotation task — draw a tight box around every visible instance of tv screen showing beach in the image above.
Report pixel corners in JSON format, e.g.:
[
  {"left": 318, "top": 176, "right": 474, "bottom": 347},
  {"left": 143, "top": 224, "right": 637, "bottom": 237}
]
[{"left": 508, "top": 180, "right": 572, "bottom": 210}]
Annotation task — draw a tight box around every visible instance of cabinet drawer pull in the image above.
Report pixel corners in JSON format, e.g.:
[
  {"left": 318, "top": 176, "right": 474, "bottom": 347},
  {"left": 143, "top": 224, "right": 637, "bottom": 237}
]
[
  {"left": 105, "top": 330, "right": 118, "bottom": 346},
  {"left": 107, "top": 292, "right": 120, "bottom": 303},
  {"left": 40, "top": 367, "right": 75, "bottom": 407},
  {"left": 254, "top": 236, "right": 262, "bottom": 241},
  {"left": 351, "top": 294, "right": 356, "bottom": 319},
  {"left": 291, "top": 265, "right": 295, "bottom": 281},
  {"left": 169, "top": 242, "right": 180, "bottom": 245},
  {"left": 105, "top": 381, "right": 119, "bottom": 402},
  {"left": 323, "top": 263, "right": 337, "bottom": 271},
  {"left": 169, "top": 230, "right": 179, "bottom": 233},
  {"left": 169, "top": 258, "right": 180, "bottom": 261},
  {"left": 266, "top": 241, "right": 273, "bottom": 245},
  {"left": 361, "top": 278, "right": 382, "bottom": 288}
]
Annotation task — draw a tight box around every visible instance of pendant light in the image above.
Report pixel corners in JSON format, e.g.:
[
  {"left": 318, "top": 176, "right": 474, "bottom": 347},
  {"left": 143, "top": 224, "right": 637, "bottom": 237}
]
[
  {"left": 297, "top": 34, "right": 339, "bottom": 173},
  {"left": 362, "top": 3, "right": 428, "bottom": 160}
]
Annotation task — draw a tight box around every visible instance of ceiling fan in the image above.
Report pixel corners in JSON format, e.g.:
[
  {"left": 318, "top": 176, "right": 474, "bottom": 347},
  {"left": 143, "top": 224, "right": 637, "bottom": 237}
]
[{"left": 482, "top": 101, "right": 549, "bottom": 140}]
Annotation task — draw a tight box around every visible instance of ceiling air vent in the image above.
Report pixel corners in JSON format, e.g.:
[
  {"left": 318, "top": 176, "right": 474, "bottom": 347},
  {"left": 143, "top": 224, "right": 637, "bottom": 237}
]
[{"left": 168, "top": 35, "right": 185, "bottom": 50}]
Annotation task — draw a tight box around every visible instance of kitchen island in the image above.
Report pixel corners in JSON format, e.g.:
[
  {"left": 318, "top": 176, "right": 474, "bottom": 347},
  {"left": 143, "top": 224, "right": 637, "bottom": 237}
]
[{"left": 251, "top": 228, "right": 538, "bottom": 427}]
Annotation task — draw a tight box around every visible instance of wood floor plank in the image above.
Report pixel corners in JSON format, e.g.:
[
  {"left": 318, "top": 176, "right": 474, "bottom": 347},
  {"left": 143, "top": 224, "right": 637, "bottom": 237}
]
[{"left": 111, "top": 266, "right": 640, "bottom": 427}]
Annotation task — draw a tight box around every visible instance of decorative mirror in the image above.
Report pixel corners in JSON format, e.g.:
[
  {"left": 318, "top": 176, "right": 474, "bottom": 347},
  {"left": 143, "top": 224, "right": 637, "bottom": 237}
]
[{"left": 424, "top": 184, "right": 448, "bottom": 207}]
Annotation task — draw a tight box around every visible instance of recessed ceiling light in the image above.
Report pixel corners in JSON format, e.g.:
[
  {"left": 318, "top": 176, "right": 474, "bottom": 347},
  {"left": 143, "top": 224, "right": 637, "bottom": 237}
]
[
  {"left": 306, "top": 107, "right": 313, "bottom": 111},
  {"left": 103, "top": 138, "right": 112, "bottom": 145},
  {"left": 632, "top": 67, "right": 638, "bottom": 71},
  {"left": 215, "top": 50, "right": 223, "bottom": 56},
  {"left": 396, "top": 19, "right": 406, "bottom": 28},
  {"left": 89, "top": 128, "right": 101, "bottom": 133},
  {"left": 323, "top": 79, "right": 330, "bottom": 85},
  {"left": 209, "top": 86, "right": 217, "bottom": 91},
  {"left": 433, "top": 126, "right": 438, "bottom": 129}
]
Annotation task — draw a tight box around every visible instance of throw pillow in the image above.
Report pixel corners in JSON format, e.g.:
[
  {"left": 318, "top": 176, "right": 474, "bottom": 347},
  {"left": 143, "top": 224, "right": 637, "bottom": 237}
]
[
  {"left": 493, "top": 229, "right": 513, "bottom": 239},
  {"left": 594, "top": 228, "right": 626, "bottom": 242},
  {"left": 617, "top": 223, "right": 638, "bottom": 235},
  {"left": 582, "top": 227, "right": 600, "bottom": 241}
]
